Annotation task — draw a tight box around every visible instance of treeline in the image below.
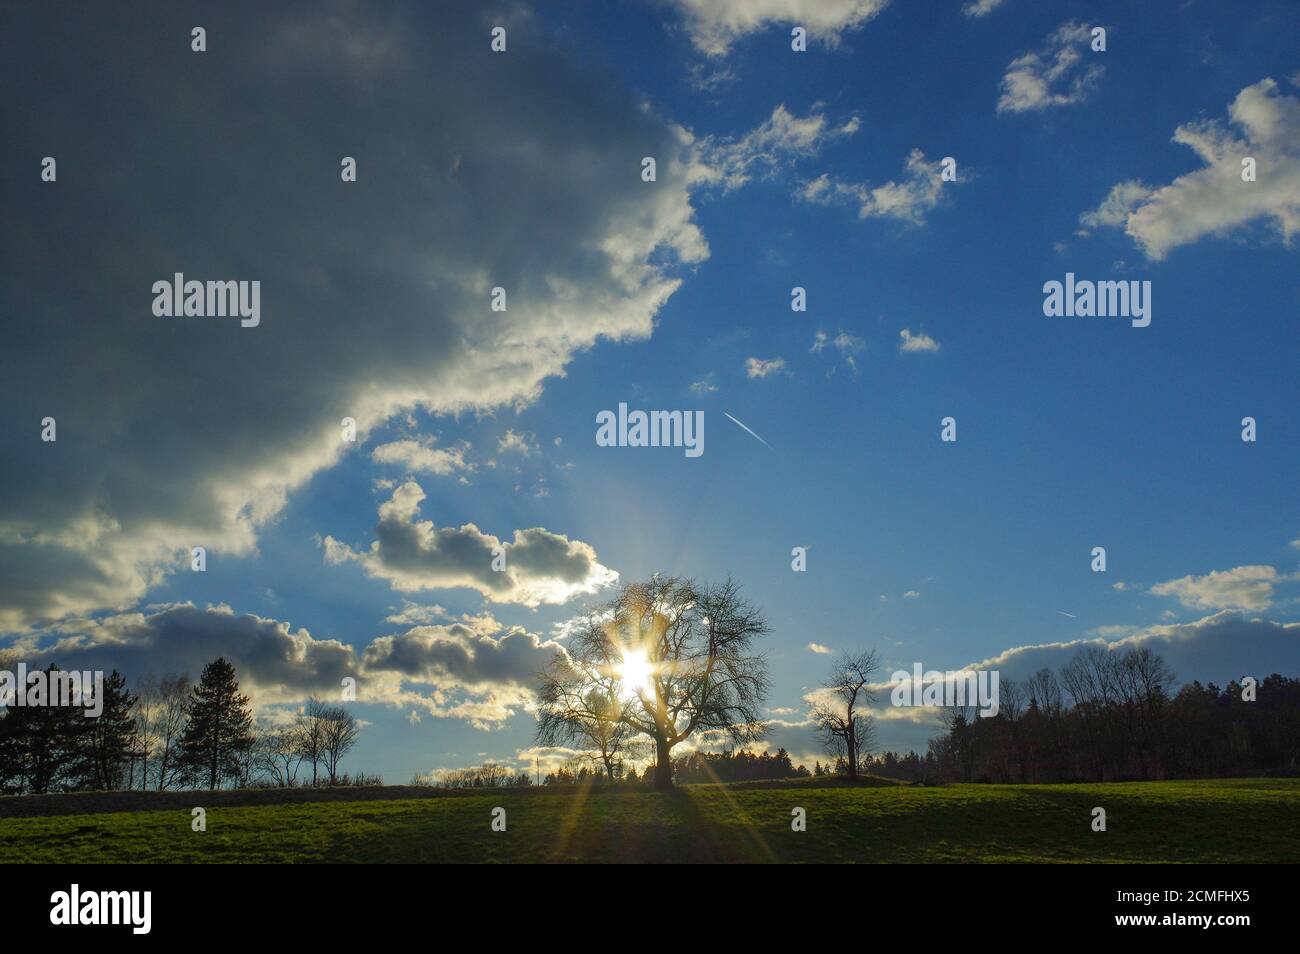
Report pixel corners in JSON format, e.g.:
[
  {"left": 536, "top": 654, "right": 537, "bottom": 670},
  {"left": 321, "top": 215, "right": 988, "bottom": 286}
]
[
  {"left": 923, "top": 648, "right": 1300, "bottom": 783},
  {"left": 669, "top": 748, "right": 806, "bottom": 783},
  {"left": 0, "top": 657, "right": 369, "bottom": 795},
  {"left": 417, "top": 748, "right": 816, "bottom": 788}
]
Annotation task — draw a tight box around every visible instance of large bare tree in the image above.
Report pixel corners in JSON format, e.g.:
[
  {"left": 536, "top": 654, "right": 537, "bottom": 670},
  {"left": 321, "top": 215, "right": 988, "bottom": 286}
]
[
  {"left": 537, "top": 575, "right": 770, "bottom": 791},
  {"left": 810, "top": 649, "right": 879, "bottom": 780}
]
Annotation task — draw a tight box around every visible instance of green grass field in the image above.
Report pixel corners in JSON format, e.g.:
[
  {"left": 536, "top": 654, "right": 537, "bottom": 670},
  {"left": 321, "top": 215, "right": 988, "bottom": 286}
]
[{"left": 2, "top": 777, "right": 1296, "bottom": 863}]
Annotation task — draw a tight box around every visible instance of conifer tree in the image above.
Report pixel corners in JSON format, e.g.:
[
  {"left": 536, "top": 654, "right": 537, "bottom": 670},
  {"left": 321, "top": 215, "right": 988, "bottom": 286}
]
[
  {"left": 178, "top": 658, "right": 254, "bottom": 790},
  {"left": 82, "top": 669, "right": 137, "bottom": 790}
]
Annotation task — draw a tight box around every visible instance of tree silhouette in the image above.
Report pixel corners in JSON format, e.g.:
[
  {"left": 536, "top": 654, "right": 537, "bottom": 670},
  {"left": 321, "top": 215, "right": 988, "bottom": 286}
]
[
  {"left": 178, "top": 657, "right": 254, "bottom": 790},
  {"left": 0, "top": 666, "right": 88, "bottom": 793},
  {"left": 810, "top": 649, "right": 880, "bottom": 780},
  {"left": 83, "top": 669, "right": 136, "bottom": 789},
  {"left": 538, "top": 575, "right": 770, "bottom": 791}
]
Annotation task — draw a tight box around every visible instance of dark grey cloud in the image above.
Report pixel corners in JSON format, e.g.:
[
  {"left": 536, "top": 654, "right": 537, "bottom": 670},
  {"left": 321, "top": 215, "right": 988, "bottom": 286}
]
[
  {"left": 0, "top": 0, "right": 701, "bottom": 629},
  {"left": 362, "top": 621, "right": 563, "bottom": 690},
  {"left": 954, "top": 612, "right": 1300, "bottom": 689},
  {"left": 19, "top": 603, "right": 357, "bottom": 704},
  {"left": 18, "top": 601, "right": 564, "bottom": 724}
]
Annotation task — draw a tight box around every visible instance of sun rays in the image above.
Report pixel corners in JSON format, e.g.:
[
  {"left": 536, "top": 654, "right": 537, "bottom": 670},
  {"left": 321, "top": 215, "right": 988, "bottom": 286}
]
[{"left": 613, "top": 646, "right": 654, "bottom": 702}]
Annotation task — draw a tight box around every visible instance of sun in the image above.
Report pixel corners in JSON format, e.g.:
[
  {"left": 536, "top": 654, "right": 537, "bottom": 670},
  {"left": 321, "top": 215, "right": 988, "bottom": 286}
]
[{"left": 615, "top": 647, "right": 654, "bottom": 701}]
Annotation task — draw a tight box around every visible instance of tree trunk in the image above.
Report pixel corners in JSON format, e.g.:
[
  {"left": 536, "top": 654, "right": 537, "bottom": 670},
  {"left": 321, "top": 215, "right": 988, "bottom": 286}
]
[
  {"left": 846, "top": 721, "right": 858, "bottom": 780},
  {"left": 652, "top": 736, "right": 673, "bottom": 791}
]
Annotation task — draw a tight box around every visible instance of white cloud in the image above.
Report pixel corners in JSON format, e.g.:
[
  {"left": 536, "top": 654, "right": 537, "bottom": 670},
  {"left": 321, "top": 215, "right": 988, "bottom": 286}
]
[
  {"left": 689, "top": 374, "right": 719, "bottom": 395},
  {"left": 807, "top": 642, "right": 833, "bottom": 654},
  {"left": 669, "top": 0, "right": 890, "bottom": 56},
  {"left": 1079, "top": 77, "right": 1300, "bottom": 260},
  {"left": 691, "top": 105, "right": 860, "bottom": 192},
  {"left": 810, "top": 330, "right": 865, "bottom": 373},
  {"left": 997, "top": 21, "right": 1105, "bottom": 114},
  {"left": 497, "top": 429, "right": 536, "bottom": 456},
  {"left": 686, "top": 61, "right": 737, "bottom": 93},
  {"left": 371, "top": 438, "right": 472, "bottom": 476},
  {"left": 1149, "top": 565, "right": 1281, "bottom": 612},
  {"left": 832, "top": 332, "right": 864, "bottom": 353},
  {"left": 1088, "top": 624, "right": 1140, "bottom": 638},
  {"left": 962, "top": 0, "right": 1006, "bottom": 17},
  {"left": 1078, "top": 180, "right": 1154, "bottom": 232},
  {"left": 384, "top": 601, "right": 449, "bottom": 626},
  {"left": 899, "top": 329, "right": 940, "bottom": 352},
  {"left": 323, "top": 481, "right": 618, "bottom": 608},
  {"left": 745, "top": 356, "right": 788, "bottom": 379},
  {"left": 799, "top": 149, "right": 950, "bottom": 224},
  {"left": 903, "top": 590, "right": 921, "bottom": 599}
]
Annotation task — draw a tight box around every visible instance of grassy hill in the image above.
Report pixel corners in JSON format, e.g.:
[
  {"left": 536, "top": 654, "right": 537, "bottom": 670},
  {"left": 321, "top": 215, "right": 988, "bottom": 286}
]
[{"left": 1, "top": 776, "right": 1295, "bottom": 863}]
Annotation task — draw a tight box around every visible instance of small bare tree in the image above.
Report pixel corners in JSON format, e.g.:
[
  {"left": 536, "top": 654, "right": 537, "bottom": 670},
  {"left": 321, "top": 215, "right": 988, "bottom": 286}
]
[
  {"left": 1026, "top": 667, "right": 1064, "bottom": 717},
  {"left": 810, "top": 649, "right": 880, "bottom": 780},
  {"left": 255, "top": 725, "right": 305, "bottom": 787},
  {"left": 296, "top": 697, "right": 328, "bottom": 786},
  {"left": 537, "top": 654, "right": 638, "bottom": 779},
  {"left": 137, "top": 673, "right": 190, "bottom": 790},
  {"left": 131, "top": 674, "right": 161, "bottom": 790},
  {"left": 319, "top": 705, "right": 360, "bottom": 784}
]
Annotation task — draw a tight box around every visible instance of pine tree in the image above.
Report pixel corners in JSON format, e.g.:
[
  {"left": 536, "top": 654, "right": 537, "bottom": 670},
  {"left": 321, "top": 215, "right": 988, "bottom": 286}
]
[
  {"left": 0, "top": 666, "right": 89, "bottom": 794},
  {"left": 178, "top": 658, "right": 254, "bottom": 790},
  {"left": 81, "top": 670, "right": 137, "bottom": 790}
]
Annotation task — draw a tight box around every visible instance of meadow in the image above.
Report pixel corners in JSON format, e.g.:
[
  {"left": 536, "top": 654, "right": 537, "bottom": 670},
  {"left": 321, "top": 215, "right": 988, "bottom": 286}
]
[{"left": 2, "top": 776, "right": 1296, "bottom": 864}]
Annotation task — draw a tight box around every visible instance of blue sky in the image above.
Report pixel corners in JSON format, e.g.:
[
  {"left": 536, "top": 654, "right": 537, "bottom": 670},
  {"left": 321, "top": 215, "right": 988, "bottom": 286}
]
[{"left": 2, "top": 0, "right": 1297, "bottom": 780}]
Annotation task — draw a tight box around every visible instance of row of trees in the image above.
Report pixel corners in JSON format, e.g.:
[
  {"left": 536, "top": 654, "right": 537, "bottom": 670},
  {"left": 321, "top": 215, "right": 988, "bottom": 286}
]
[
  {"left": 925, "top": 648, "right": 1300, "bottom": 783},
  {"left": 668, "top": 747, "right": 801, "bottom": 783},
  {"left": 802, "top": 644, "right": 1300, "bottom": 785},
  {"left": 535, "top": 623, "right": 1299, "bottom": 787},
  {"left": 11, "top": 574, "right": 1287, "bottom": 792},
  {"left": 0, "top": 670, "right": 138, "bottom": 794},
  {"left": 417, "top": 748, "right": 815, "bottom": 789},
  {"left": 0, "top": 657, "right": 362, "bottom": 794}
]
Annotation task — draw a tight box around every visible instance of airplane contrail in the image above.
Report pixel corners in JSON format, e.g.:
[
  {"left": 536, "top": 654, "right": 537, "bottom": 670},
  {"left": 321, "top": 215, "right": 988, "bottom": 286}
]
[
  {"left": 1056, "top": 611, "right": 1078, "bottom": 619},
  {"left": 724, "top": 412, "right": 773, "bottom": 450}
]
